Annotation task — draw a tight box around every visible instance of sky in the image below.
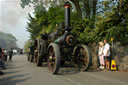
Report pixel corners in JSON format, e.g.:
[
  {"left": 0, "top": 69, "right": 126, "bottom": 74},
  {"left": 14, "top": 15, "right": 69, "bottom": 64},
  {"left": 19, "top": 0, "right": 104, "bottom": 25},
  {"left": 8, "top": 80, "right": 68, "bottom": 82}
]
[{"left": 0, "top": 0, "right": 33, "bottom": 48}]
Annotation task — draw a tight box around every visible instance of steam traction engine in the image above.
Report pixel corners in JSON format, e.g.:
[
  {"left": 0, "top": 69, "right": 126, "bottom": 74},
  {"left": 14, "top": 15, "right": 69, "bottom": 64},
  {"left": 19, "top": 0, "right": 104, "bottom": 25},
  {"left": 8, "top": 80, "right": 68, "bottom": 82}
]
[{"left": 47, "top": 2, "right": 92, "bottom": 74}]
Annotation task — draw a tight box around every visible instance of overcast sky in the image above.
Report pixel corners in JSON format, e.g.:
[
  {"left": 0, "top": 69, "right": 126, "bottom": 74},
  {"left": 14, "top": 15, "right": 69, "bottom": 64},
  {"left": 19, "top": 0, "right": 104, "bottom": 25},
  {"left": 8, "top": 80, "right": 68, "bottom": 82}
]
[{"left": 0, "top": 0, "right": 33, "bottom": 48}]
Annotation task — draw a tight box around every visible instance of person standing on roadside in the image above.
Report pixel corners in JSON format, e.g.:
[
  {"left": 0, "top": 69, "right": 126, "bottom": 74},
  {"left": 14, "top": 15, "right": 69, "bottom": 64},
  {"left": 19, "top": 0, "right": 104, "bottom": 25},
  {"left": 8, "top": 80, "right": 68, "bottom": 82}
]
[
  {"left": 0, "top": 47, "right": 6, "bottom": 69},
  {"left": 98, "top": 42, "right": 105, "bottom": 69},
  {"left": 9, "top": 48, "right": 13, "bottom": 61},
  {"left": 3, "top": 49, "right": 8, "bottom": 62},
  {"left": 103, "top": 39, "right": 111, "bottom": 70}
]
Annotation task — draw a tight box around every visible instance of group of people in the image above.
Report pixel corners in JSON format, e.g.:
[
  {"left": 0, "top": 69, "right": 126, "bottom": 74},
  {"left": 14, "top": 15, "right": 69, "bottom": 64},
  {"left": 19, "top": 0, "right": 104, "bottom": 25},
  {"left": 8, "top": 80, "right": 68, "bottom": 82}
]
[
  {"left": 98, "top": 39, "right": 111, "bottom": 70},
  {"left": 0, "top": 47, "right": 13, "bottom": 75}
]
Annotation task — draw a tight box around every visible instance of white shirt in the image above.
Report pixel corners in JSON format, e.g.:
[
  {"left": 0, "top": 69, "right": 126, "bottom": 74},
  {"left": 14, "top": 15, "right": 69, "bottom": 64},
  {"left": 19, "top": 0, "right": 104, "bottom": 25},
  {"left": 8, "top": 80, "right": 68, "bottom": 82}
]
[{"left": 103, "top": 43, "right": 110, "bottom": 56}]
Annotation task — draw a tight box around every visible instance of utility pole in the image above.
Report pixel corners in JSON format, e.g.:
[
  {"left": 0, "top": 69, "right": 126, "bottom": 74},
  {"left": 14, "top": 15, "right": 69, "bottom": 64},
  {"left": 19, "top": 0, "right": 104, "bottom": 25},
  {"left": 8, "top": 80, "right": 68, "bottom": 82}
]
[{"left": 111, "top": 37, "right": 114, "bottom": 60}]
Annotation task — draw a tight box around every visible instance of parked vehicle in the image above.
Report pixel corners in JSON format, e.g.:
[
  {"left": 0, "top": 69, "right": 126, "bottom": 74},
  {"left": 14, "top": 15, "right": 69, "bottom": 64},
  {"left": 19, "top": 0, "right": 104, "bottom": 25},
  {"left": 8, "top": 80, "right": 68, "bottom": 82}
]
[{"left": 28, "top": 1, "right": 92, "bottom": 74}]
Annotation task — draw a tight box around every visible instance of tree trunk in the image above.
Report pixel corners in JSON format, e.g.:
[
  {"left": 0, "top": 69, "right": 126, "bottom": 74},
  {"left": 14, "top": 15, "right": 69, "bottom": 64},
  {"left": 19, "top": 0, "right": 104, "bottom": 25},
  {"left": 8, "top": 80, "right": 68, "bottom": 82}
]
[
  {"left": 83, "top": 0, "right": 90, "bottom": 19},
  {"left": 92, "top": 0, "right": 97, "bottom": 19},
  {"left": 70, "top": 0, "right": 82, "bottom": 18}
]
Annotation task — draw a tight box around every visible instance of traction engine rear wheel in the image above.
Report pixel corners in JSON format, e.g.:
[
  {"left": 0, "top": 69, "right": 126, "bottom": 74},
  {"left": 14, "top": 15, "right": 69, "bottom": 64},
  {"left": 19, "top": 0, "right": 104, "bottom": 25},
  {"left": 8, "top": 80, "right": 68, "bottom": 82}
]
[{"left": 74, "top": 45, "right": 91, "bottom": 71}]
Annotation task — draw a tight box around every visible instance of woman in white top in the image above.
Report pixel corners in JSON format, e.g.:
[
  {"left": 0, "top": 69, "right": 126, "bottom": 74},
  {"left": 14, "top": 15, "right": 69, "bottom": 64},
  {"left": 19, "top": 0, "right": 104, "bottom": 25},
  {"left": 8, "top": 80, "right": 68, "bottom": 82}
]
[{"left": 98, "top": 42, "right": 105, "bottom": 69}]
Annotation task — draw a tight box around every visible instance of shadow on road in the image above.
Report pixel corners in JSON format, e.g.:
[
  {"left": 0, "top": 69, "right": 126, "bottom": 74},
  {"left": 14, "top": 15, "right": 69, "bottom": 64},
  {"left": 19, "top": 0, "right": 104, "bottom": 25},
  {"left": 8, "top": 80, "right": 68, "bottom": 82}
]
[
  {"left": 39, "top": 62, "right": 102, "bottom": 75},
  {"left": 0, "top": 73, "right": 31, "bottom": 85},
  {"left": 7, "top": 66, "right": 24, "bottom": 70},
  {"left": 58, "top": 67, "right": 80, "bottom": 75},
  {"left": 58, "top": 63, "right": 80, "bottom": 75},
  {"left": 57, "top": 62, "right": 103, "bottom": 75},
  {"left": 4, "top": 70, "right": 22, "bottom": 74}
]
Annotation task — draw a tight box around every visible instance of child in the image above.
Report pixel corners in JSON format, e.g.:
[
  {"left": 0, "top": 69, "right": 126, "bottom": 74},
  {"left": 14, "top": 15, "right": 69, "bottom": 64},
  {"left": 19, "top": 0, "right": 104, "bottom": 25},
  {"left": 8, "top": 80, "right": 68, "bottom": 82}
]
[{"left": 98, "top": 42, "right": 105, "bottom": 69}]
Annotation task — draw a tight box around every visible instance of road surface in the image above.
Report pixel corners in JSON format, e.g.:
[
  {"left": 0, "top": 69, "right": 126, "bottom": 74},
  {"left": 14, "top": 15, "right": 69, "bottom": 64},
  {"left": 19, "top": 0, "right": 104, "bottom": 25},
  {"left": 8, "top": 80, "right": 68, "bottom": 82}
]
[{"left": 0, "top": 55, "right": 128, "bottom": 85}]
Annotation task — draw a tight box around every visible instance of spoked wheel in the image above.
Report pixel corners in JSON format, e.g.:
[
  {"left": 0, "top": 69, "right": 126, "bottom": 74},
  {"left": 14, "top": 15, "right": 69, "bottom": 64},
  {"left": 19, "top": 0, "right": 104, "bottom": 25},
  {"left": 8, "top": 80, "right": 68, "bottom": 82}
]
[
  {"left": 48, "top": 43, "right": 61, "bottom": 74},
  {"left": 73, "top": 45, "right": 91, "bottom": 71}
]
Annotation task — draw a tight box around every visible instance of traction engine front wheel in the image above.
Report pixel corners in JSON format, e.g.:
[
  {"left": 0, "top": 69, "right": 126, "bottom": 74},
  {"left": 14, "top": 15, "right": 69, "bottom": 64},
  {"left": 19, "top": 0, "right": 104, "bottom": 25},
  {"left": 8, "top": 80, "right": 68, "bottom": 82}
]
[{"left": 48, "top": 43, "right": 61, "bottom": 74}]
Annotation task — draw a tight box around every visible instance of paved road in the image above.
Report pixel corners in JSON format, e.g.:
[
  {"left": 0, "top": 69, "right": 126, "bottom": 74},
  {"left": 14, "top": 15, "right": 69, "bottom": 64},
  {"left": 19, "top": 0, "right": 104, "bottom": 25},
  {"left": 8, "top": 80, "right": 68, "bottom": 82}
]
[{"left": 0, "top": 55, "right": 128, "bottom": 85}]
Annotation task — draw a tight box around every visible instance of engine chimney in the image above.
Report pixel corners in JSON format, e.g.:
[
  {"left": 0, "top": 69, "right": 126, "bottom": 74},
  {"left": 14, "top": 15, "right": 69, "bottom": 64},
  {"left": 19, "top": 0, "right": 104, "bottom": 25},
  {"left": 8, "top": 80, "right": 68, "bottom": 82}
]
[{"left": 64, "top": 1, "right": 71, "bottom": 32}]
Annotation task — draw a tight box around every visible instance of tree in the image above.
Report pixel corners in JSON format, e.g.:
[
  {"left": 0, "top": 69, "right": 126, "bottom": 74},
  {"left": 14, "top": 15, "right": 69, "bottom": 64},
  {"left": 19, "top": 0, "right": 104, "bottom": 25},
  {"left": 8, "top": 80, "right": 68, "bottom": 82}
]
[
  {"left": 0, "top": 32, "right": 17, "bottom": 49},
  {"left": 20, "top": 0, "right": 82, "bottom": 18},
  {"left": 26, "top": 3, "right": 65, "bottom": 39}
]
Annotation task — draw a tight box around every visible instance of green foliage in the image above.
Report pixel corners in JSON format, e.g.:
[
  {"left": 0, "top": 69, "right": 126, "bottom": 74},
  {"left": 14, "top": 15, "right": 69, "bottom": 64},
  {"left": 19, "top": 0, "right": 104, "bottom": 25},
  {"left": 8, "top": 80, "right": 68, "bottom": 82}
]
[
  {"left": 48, "top": 5, "right": 64, "bottom": 26},
  {"left": 26, "top": 4, "right": 64, "bottom": 40},
  {"left": 26, "top": 4, "right": 48, "bottom": 39},
  {"left": 71, "top": 18, "right": 96, "bottom": 44},
  {"left": 71, "top": 18, "right": 89, "bottom": 37},
  {"left": 69, "top": 0, "right": 128, "bottom": 45},
  {"left": 0, "top": 32, "right": 17, "bottom": 49}
]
